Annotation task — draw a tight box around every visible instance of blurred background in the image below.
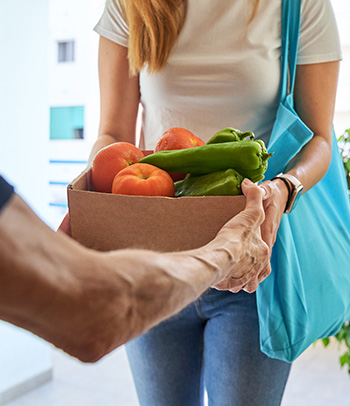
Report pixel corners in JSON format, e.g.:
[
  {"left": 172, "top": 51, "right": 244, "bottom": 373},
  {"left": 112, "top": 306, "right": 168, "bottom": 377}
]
[
  {"left": 0, "top": 0, "right": 105, "bottom": 231},
  {"left": 0, "top": 0, "right": 349, "bottom": 405}
]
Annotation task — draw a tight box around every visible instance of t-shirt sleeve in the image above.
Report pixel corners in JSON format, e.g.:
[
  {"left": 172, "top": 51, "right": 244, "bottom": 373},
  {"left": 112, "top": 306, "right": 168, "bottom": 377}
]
[
  {"left": 0, "top": 176, "right": 14, "bottom": 212},
  {"left": 297, "top": 0, "right": 342, "bottom": 64},
  {"left": 94, "top": 0, "right": 129, "bottom": 47}
]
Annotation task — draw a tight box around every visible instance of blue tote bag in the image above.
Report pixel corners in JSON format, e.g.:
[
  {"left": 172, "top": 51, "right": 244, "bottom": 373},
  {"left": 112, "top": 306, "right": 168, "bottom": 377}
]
[{"left": 256, "top": 0, "right": 350, "bottom": 363}]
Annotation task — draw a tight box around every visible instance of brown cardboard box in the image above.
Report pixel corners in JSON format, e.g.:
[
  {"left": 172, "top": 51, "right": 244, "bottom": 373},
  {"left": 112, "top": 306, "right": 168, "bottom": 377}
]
[{"left": 68, "top": 168, "right": 246, "bottom": 253}]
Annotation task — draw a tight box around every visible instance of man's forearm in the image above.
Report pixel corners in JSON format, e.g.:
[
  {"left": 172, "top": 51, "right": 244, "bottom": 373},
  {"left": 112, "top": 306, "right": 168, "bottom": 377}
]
[
  {"left": 0, "top": 194, "right": 96, "bottom": 352},
  {"left": 97, "top": 248, "right": 223, "bottom": 337},
  {"left": 0, "top": 194, "right": 224, "bottom": 362}
]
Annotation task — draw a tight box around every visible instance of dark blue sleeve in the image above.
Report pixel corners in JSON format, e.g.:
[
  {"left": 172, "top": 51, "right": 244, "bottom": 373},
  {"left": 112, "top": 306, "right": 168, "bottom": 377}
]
[{"left": 0, "top": 176, "right": 15, "bottom": 212}]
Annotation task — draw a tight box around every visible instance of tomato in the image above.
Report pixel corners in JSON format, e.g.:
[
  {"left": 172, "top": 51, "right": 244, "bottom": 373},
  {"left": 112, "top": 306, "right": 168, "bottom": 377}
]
[
  {"left": 155, "top": 127, "right": 205, "bottom": 152},
  {"left": 154, "top": 128, "right": 205, "bottom": 182},
  {"left": 111, "top": 163, "right": 175, "bottom": 197},
  {"left": 91, "top": 142, "right": 144, "bottom": 193}
]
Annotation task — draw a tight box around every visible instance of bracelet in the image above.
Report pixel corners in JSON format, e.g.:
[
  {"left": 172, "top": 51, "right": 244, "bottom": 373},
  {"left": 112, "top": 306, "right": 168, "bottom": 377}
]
[
  {"left": 271, "top": 173, "right": 303, "bottom": 214},
  {"left": 271, "top": 176, "right": 291, "bottom": 213}
]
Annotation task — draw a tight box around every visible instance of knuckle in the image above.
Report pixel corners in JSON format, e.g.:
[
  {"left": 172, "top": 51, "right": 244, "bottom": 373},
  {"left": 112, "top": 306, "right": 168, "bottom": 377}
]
[
  {"left": 263, "top": 267, "right": 272, "bottom": 278},
  {"left": 244, "top": 282, "right": 259, "bottom": 293},
  {"left": 261, "top": 243, "right": 270, "bottom": 259},
  {"left": 213, "top": 282, "right": 226, "bottom": 290},
  {"left": 229, "top": 277, "right": 246, "bottom": 291}
]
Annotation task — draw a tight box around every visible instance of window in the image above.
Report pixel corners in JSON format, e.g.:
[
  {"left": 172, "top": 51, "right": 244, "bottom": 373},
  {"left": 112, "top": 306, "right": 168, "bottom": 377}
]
[
  {"left": 50, "top": 106, "right": 85, "bottom": 140},
  {"left": 57, "top": 40, "right": 75, "bottom": 63}
]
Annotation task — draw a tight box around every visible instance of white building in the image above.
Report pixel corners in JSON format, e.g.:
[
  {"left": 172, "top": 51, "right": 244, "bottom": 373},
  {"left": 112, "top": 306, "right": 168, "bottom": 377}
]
[{"left": 47, "top": 0, "right": 104, "bottom": 229}]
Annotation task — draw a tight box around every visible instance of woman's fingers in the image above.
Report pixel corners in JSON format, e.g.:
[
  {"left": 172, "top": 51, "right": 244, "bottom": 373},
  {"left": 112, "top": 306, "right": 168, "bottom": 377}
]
[{"left": 57, "top": 213, "right": 72, "bottom": 237}]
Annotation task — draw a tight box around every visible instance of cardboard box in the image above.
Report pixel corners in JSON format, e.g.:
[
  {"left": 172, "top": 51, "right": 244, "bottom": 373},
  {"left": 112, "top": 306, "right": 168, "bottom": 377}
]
[{"left": 68, "top": 168, "right": 246, "bottom": 253}]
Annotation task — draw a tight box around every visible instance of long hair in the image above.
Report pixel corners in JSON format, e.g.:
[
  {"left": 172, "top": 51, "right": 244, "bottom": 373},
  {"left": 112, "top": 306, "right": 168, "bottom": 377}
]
[{"left": 123, "top": 0, "right": 260, "bottom": 75}]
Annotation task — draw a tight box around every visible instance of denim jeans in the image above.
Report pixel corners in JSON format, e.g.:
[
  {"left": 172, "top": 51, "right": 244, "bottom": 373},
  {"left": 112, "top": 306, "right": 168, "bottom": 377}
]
[{"left": 126, "top": 288, "right": 291, "bottom": 406}]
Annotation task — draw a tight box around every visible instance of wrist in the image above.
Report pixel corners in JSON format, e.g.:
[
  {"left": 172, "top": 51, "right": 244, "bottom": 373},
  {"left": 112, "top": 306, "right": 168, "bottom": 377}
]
[
  {"left": 189, "top": 251, "right": 224, "bottom": 284},
  {"left": 271, "top": 173, "right": 303, "bottom": 213},
  {"left": 271, "top": 178, "right": 290, "bottom": 210},
  {"left": 191, "top": 240, "right": 240, "bottom": 285}
]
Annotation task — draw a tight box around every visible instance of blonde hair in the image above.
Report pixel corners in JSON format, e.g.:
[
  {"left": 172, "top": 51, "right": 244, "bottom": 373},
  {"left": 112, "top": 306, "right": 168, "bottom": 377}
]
[{"left": 123, "top": 0, "right": 260, "bottom": 75}]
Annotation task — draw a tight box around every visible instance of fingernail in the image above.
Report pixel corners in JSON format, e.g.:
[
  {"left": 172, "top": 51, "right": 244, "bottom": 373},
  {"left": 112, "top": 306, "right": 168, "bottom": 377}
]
[{"left": 242, "top": 178, "right": 253, "bottom": 185}]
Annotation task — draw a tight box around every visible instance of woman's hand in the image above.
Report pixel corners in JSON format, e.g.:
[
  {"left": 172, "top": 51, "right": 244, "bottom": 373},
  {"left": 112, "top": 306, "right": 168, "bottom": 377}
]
[
  {"left": 57, "top": 213, "right": 71, "bottom": 237},
  {"left": 259, "top": 179, "right": 289, "bottom": 255}
]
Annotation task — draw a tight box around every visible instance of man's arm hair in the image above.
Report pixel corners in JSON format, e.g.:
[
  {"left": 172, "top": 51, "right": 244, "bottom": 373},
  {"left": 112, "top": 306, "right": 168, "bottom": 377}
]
[{"left": 0, "top": 195, "right": 225, "bottom": 361}]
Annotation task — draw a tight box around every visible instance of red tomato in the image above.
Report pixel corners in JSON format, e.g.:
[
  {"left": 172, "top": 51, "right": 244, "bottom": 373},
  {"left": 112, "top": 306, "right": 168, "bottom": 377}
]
[
  {"left": 155, "top": 128, "right": 205, "bottom": 182},
  {"left": 111, "top": 163, "right": 175, "bottom": 197},
  {"left": 155, "top": 127, "right": 205, "bottom": 152},
  {"left": 91, "top": 142, "right": 144, "bottom": 193}
]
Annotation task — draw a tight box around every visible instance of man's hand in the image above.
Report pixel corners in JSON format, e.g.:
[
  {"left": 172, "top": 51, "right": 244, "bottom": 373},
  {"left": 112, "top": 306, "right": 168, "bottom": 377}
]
[{"left": 199, "top": 179, "right": 271, "bottom": 294}]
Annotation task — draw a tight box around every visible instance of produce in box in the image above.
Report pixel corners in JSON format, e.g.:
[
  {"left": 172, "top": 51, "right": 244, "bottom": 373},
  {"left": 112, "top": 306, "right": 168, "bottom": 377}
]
[{"left": 90, "top": 126, "right": 271, "bottom": 197}]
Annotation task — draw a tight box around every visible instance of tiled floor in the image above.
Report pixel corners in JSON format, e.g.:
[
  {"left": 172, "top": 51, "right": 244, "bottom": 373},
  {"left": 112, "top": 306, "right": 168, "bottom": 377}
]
[{"left": 4, "top": 340, "right": 350, "bottom": 406}]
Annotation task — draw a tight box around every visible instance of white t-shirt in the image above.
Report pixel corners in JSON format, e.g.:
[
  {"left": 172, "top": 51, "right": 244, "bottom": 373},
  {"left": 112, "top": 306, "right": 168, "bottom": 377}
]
[{"left": 94, "top": 0, "right": 342, "bottom": 149}]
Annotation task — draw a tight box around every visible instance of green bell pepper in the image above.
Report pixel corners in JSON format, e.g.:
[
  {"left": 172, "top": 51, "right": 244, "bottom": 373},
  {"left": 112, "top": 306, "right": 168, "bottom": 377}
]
[
  {"left": 206, "top": 127, "right": 255, "bottom": 144},
  {"left": 174, "top": 169, "right": 244, "bottom": 197},
  {"left": 140, "top": 140, "right": 271, "bottom": 180}
]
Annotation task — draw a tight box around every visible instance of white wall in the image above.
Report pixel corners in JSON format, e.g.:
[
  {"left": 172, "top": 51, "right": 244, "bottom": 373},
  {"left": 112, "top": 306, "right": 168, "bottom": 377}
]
[
  {"left": 0, "top": 0, "right": 53, "bottom": 402},
  {"left": 0, "top": 0, "right": 50, "bottom": 221},
  {"left": 332, "top": 0, "right": 350, "bottom": 136}
]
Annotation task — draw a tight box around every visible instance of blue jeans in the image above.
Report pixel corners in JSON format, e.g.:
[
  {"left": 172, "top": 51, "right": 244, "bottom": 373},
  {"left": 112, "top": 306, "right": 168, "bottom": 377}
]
[{"left": 126, "top": 289, "right": 291, "bottom": 406}]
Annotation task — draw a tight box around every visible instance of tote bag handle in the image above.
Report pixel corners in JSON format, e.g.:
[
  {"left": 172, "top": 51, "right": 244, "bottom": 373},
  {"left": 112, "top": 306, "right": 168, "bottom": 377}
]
[
  {"left": 265, "top": 0, "right": 313, "bottom": 178},
  {"left": 280, "top": 0, "right": 302, "bottom": 101}
]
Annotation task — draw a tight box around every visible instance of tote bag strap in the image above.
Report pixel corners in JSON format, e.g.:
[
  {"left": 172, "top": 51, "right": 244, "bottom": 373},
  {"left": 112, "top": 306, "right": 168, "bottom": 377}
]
[
  {"left": 265, "top": 0, "right": 312, "bottom": 177},
  {"left": 280, "top": 0, "right": 302, "bottom": 102}
]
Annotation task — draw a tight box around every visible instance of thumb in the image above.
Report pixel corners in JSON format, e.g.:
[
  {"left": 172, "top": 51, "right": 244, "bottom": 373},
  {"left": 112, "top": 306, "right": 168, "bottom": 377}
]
[
  {"left": 241, "top": 179, "right": 264, "bottom": 208},
  {"left": 240, "top": 179, "right": 265, "bottom": 227}
]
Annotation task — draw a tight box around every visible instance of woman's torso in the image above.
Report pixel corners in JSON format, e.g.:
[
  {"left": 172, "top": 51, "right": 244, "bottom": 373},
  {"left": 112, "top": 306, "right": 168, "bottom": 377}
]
[
  {"left": 139, "top": 0, "right": 282, "bottom": 148},
  {"left": 94, "top": 0, "right": 341, "bottom": 149}
]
